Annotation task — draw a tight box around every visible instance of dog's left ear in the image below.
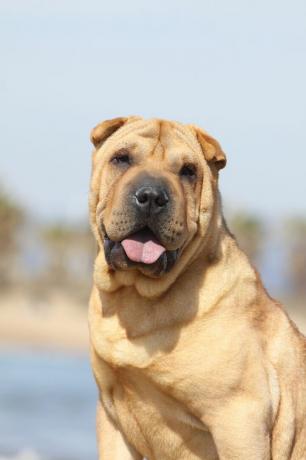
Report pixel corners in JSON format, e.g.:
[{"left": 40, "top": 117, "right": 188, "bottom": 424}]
[
  {"left": 192, "top": 127, "right": 227, "bottom": 171},
  {"left": 90, "top": 117, "right": 128, "bottom": 148}
]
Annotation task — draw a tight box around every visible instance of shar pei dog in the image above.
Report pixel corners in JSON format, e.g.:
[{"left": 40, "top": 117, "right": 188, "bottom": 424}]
[{"left": 88, "top": 116, "right": 306, "bottom": 460}]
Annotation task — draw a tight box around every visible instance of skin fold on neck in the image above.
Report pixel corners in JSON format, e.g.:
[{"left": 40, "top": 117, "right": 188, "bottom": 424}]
[{"left": 91, "top": 217, "right": 258, "bottom": 346}]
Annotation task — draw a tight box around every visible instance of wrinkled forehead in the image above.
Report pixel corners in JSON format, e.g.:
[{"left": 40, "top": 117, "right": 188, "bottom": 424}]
[{"left": 96, "top": 119, "right": 203, "bottom": 164}]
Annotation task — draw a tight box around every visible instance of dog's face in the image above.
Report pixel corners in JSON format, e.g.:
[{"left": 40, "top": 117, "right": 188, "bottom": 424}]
[{"left": 90, "top": 117, "right": 226, "bottom": 278}]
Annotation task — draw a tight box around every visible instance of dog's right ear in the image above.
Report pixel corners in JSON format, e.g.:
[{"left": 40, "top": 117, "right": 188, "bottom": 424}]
[{"left": 90, "top": 117, "right": 128, "bottom": 148}]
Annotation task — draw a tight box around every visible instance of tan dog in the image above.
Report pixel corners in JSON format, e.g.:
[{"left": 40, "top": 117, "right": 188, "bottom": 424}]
[{"left": 88, "top": 116, "right": 306, "bottom": 460}]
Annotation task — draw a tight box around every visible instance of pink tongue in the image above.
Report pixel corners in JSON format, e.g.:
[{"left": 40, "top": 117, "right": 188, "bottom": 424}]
[{"left": 121, "top": 229, "right": 166, "bottom": 264}]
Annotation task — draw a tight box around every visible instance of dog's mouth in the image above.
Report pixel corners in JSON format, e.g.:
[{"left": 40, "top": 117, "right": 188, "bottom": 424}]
[
  {"left": 121, "top": 227, "right": 166, "bottom": 265},
  {"left": 103, "top": 226, "right": 180, "bottom": 276}
]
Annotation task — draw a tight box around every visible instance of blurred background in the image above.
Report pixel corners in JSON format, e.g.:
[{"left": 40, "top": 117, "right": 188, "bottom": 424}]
[{"left": 0, "top": 0, "right": 305, "bottom": 459}]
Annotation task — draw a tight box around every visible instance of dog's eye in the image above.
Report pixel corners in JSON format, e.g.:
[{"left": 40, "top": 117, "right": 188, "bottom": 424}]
[
  {"left": 179, "top": 164, "right": 197, "bottom": 180},
  {"left": 110, "top": 150, "right": 131, "bottom": 166}
]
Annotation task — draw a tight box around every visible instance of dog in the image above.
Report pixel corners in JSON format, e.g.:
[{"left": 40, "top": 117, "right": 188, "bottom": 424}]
[{"left": 88, "top": 116, "right": 306, "bottom": 459}]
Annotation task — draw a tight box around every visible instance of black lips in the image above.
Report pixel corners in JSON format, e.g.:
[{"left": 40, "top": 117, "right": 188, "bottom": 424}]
[{"left": 103, "top": 237, "right": 179, "bottom": 277}]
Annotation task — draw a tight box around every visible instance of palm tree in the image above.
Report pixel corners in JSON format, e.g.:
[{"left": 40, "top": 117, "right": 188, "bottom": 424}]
[
  {"left": 40, "top": 222, "right": 95, "bottom": 299},
  {"left": 284, "top": 217, "right": 306, "bottom": 297},
  {"left": 228, "top": 211, "right": 264, "bottom": 265},
  {"left": 0, "top": 187, "right": 23, "bottom": 287}
]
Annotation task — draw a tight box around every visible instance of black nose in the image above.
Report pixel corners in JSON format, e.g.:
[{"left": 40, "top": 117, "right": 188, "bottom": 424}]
[{"left": 135, "top": 186, "right": 169, "bottom": 214}]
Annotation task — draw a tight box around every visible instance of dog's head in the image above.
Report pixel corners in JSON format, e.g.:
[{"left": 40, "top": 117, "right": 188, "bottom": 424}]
[{"left": 90, "top": 117, "right": 226, "bottom": 286}]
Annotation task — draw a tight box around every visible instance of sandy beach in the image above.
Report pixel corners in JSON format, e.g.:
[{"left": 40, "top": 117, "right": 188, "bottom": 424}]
[
  {"left": 0, "top": 291, "right": 89, "bottom": 352},
  {"left": 0, "top": 290, "right": 305, "bottom": 352}
]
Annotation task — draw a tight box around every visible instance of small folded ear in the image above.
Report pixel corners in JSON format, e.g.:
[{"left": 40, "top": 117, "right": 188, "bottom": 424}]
[
  {"left": 194, "top": 127, "right": 227, "bottom": 171},
  {"left": 90, "top": 117, "right": 128, "bottom": 148}
]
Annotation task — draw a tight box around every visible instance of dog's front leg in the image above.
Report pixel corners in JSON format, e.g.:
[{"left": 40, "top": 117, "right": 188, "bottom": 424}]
[
  {"left": 97, "top": 400, "right": 143, "bottom": 460},
  {"left": 209, "top": 397, "right": 271, "bottom": 460}
]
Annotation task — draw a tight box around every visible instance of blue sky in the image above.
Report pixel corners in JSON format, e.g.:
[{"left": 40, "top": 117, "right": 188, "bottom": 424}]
[{"left": 1, "top": 0, "right": 305, "bottom": 221}]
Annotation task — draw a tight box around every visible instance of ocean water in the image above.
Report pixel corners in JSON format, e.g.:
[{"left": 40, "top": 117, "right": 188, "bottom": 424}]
[{"left": 0, "top": 348, "right": 97, "bottom": 460}]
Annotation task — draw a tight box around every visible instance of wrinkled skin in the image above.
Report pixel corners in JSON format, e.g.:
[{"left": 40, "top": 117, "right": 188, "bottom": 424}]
[
  {"left": 89, "top": 117, "right": 306, "bottom": 460},
  {"left": 90, "top": 117, "right": 223, "bottom": 282}
]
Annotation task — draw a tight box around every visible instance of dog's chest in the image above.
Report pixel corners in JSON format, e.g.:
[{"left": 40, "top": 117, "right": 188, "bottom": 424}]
[
  {"left": 94, "top": 312, "right": 246, "bottom": 402},
  {"left": 92, "top": 296, "right": 247, "bottom": 458},
  {"left": 108, "top": 366, "right": 218, "bottom": 460},
  {"left": 95, "top": 328, "right": 242, "bottom": 460}
]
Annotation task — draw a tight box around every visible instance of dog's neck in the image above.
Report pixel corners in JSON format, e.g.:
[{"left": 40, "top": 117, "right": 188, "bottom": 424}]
[
  {"left": 90, "top": 225, "right": 257, "bottom": 354},
  {"left": 92, "top": 218, "right": 258, "bottom": 340}
]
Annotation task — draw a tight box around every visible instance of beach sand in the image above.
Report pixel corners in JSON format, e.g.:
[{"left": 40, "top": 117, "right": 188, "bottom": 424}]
[
  {"left": 0, "top": 290, "right": 305, "bottom": 352},
  {"left": 0, "top": 290, "right": 89, "bottom": 352}
]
